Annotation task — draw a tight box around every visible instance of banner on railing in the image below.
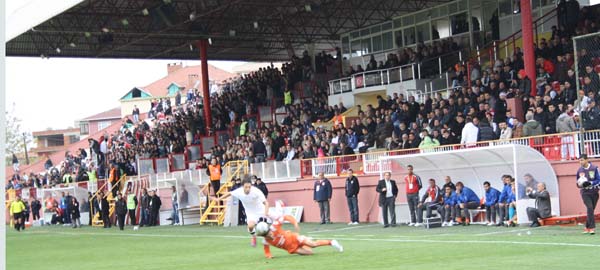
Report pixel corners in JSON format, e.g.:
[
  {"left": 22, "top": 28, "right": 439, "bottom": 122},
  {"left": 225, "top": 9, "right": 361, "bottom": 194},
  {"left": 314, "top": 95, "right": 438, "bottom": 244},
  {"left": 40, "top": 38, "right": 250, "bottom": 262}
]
[
  {"left": 259, "top": 106, "right": 273, "bottom": 122},
  {"left": 155, "top": 158, "right": 169, "bottom": 174},
  {"left": 185, "top": 145, "right": 202, "bottom": 161},
  {"left": 171, "top": 154, "right": 187, "bottom": 171},
  {"left": 139, "top": 158, "right": 155, "bottom": 175},
  {"left": 355, "top": 75, "right": 364, "bottom": 88},
  {"left": 201, "top": 136, "right": 216, "bottom": 154}
]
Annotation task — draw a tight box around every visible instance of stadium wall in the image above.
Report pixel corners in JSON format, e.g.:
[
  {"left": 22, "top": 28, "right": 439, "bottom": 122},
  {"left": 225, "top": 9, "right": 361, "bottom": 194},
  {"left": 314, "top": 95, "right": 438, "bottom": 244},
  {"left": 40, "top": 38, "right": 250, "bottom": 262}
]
[{"left": 266, "top": 159, "right": 598, "bottom": 223}]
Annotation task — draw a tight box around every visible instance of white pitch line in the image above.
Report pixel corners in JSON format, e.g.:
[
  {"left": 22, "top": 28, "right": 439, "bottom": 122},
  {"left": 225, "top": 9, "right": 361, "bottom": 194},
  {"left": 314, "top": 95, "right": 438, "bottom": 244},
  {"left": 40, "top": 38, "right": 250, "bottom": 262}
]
[
  {"left": 330, "top": 237, "right": 600, "bottom": 248},
  {"left": 308, "top": 224, "right": 379, "bottom": 234},
  {"left": 49, "top": 231, "right": 600, "bottom": 248},
  {"left": 475, "top": 228, "right": 532, "bottom": 236}
]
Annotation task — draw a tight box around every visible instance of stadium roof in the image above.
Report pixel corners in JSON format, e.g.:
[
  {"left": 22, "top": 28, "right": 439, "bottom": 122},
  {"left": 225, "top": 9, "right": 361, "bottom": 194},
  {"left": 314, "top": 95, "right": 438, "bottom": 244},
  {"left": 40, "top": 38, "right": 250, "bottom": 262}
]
[{"left": 6, "top": 0, "right": 453, "bottom": 62}]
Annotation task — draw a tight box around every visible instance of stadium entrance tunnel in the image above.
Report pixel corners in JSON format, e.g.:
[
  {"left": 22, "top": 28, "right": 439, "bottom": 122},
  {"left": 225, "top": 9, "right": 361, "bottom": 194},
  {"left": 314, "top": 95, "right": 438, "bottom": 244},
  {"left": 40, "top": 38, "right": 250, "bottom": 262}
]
[{"left": 379, "top": 145, "right": 560, "bottom": 224}]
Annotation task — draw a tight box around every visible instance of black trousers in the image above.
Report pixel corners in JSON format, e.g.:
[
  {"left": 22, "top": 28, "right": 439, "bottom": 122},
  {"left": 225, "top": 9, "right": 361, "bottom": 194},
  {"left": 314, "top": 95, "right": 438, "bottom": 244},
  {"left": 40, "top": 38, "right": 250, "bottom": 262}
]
[
  {"left": 150, "top": 210, "right": 159, "bottom": 226},
  {"left": 102, "top": 211, "right": 111, "bottom": 228},
  {"left": 526, "top": 207, "right": 543, "bottom": 224},
  {"left": 128, "top": 209, "right": 137, "bottom": 225},
  {"left": 117, "top": 214, "right": 126, "bottom": 230},
  {"left": 582, "top": 192, "right": 599, "bottom": 229},
  {"left": 381, "top": 197, "right": 396, "bottom": 226},
  {"left": 211, "top": 181, "right": 221, "bottom": 197},
  {"left": 33, "top": 211, "right": 40, "bottom": 221}
]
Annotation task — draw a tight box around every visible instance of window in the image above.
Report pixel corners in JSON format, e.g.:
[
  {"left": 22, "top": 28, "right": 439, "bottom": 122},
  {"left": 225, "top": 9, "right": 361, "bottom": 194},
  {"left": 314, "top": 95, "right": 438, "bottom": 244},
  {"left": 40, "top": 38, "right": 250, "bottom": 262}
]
[
  {"left": 451, "top": 13, "right": 469, "bottom": 35},
  {"left": 69, "top": 135, "right": 80, "bottom": 144},
  {"left": 393, "top": 18, "right": 402, "bottom": 29},
  {"left": 361, "top": 38, "right": 372, "bottom": 55},
  {"left": 351, "top": 40, "right": 362, "bottom": 57},
  {"left": 402, "top": 15, "right": 414, "bottom": 26},
  {"left": 416, "top": 23, "right": 431, "bottom": 43},
  {"left": 382, "top": 32, "right": 394, "bottom": 50},
  {"left": 433, "top": 19, "right": 450, "bottom": 39},
  {"left": 342, "top": 36, "right": 350, "bottom": 54},
  {"left": 395, "top": 30, "right": 403, "bottom": 47},
  {"left": 403, "top": 27, "right": 416, "bottom": 46},
  {"left": 80, "top": 123, "right": 89, "bottom": 135},
  {"left": 360, "top": 28, "right": 370, "bottom": 36},
  {"left": 499, "top": 0, "right": 512, "bottom": 16},
  {"left": 372, "top": 35, "right": 382, "bottom": 52},
  {"left": 98, "top": 121, "right": 112, "bottom": 131}
]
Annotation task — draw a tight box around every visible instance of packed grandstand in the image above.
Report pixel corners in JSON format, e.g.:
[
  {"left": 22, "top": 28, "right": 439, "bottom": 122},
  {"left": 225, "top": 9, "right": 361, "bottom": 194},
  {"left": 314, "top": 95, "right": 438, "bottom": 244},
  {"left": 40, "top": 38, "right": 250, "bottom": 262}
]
[{"left": 5, "top": 1, "right": 600, "bottom": 231}]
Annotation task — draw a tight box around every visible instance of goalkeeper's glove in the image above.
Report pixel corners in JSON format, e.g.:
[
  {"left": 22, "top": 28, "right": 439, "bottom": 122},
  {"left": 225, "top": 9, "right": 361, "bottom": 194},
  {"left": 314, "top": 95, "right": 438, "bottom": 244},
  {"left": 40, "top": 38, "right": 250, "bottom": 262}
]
[{"left": 582, "top": 181, "right": 593, "bottom": 188}]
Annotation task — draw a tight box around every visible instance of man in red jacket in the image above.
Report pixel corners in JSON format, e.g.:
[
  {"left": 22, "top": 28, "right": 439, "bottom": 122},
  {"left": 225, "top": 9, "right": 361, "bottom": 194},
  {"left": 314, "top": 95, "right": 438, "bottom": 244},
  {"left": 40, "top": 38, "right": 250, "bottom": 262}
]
[{"left": 404, "top": 165, "right": 422, "bottom": 226}]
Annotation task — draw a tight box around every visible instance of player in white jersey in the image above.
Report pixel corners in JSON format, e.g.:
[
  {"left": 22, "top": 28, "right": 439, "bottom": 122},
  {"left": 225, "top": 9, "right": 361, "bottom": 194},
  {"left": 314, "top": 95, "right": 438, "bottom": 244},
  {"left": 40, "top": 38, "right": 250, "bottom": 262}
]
[{"left": 219, "top": 178, "right": 270, "bottom": 247}]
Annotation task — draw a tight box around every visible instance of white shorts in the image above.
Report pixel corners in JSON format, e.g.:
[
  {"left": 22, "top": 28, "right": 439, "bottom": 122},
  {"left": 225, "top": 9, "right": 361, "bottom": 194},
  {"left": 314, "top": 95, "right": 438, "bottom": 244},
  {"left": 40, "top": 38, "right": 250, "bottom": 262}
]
[{"left": 246, "top": 210, "right": 277, "bottom": 225}]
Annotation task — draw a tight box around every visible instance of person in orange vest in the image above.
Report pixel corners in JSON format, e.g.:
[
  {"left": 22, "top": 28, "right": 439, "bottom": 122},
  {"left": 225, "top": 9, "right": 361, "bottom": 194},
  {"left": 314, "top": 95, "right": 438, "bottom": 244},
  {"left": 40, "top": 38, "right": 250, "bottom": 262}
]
[
  {"left": 206, "top": 158, "right": 223, "bottom": 197},
  {"left": 109, "top": 164, "right": 120, "bottom": 198}
]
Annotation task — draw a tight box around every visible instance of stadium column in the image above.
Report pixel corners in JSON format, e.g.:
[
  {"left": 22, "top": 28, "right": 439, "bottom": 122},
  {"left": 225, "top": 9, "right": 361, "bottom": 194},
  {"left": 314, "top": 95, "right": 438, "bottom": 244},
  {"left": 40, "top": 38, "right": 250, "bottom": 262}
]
[
  {"left": 197, "top": 39, "right": 213, "bottom": 133},
  {"left": 520, "top": 0, "right": 536, "bottom": 97}
]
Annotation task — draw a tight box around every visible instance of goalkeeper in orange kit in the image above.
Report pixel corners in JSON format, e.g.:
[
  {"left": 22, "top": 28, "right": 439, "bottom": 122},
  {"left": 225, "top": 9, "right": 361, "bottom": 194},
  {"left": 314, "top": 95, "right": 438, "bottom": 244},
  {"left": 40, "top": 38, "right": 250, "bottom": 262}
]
[{"left": 255, "top": 215, "right": 343, "bottom": 258}]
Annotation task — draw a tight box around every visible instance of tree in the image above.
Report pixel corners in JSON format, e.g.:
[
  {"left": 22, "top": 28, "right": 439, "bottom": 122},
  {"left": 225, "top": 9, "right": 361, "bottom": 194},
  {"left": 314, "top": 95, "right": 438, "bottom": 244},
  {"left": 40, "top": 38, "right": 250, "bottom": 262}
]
[{"left": 5, "top": 104, "right": 33, "bottom": 164}]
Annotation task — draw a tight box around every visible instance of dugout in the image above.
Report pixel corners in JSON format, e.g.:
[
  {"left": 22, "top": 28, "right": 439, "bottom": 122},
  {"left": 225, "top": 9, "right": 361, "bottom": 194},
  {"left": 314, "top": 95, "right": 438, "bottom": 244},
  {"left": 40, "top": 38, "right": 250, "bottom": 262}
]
[{"left": 379, "top": 144, "right": 560, "bottom": 224}]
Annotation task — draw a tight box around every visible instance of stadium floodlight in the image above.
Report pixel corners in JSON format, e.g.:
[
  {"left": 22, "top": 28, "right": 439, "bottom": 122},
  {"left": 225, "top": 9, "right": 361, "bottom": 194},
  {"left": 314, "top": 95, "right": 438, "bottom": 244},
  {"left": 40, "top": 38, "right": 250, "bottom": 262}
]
[
  {"left": 229, "top": 30, "right": 235, "bottom": 37},
  {"left": 84, "top": 32, "right": 91, "bottom": 38},
  {"left": 121, "top": 19, "right": 129, "bottom": 26},
  {"left": 190, "top": 11, "right": 197, "bottom": 21},
  {"left": 253, "top": 21, "right": 259, "bottom": 29},
  {"left": 56, "top": 47, "right": 61, "bottom": 53},
  {"left": 69, "top": 43, "right": 76, "bottom": 48},
  {"left": 208, "top": 38, "right": 213, "bottom": 45},
  {"left": 189, "top": 44, "right": 194, "bottom": 51},
  {"left": 142, "top": 8, "right": 150, "bottom": 16},
  {"left": 102, "top": 27, "right": 110, "bottom": 33},
  {"left": 305, "top": 4, "right": 312, "bottom": 12}
]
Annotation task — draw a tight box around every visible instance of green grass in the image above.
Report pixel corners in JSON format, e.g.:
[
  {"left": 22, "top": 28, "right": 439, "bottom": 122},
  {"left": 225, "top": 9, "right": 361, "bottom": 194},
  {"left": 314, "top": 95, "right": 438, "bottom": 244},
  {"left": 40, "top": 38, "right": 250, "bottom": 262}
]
[{"left": 6, "top": 223, "right": 600, "bottom": 270}]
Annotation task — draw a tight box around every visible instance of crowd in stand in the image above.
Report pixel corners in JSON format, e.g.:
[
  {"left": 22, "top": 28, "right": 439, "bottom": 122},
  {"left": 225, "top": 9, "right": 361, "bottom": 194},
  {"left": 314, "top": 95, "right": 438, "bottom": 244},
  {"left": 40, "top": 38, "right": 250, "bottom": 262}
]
[
  {"left": 344, "top": 38, "right": 462, "bottom": 76},
  {"left": 7, "top": 5, "right": 600, "bottom": 193}
]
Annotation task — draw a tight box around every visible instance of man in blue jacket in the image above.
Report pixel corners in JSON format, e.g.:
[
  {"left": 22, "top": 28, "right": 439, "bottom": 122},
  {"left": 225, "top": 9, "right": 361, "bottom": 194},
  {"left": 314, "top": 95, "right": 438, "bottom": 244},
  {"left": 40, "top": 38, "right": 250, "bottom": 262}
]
[
  {"left": 497, "top": 175, "right": 513, "bottom": 226},
  {"left": 314, "top": 172, "right": 333, "bottom": 224},
  {"left": 576, "top": 154, "right": 600, "bottom": 234},
  {"left": 455, "top": 181, "right": 480, "bottom": 226},
  {"left": 442, "top": 186, "right": 457, "bottom": 226},
  {"left": 483, "top": 181, "right": 501, "bottom": 226}
]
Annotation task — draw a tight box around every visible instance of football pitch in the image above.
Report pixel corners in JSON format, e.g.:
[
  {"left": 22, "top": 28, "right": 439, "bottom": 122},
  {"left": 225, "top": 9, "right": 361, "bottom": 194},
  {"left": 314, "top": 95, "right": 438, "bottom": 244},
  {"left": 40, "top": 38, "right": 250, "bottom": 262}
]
[{"left": 6, "top": 223, "right": 600, "bottom": 270}]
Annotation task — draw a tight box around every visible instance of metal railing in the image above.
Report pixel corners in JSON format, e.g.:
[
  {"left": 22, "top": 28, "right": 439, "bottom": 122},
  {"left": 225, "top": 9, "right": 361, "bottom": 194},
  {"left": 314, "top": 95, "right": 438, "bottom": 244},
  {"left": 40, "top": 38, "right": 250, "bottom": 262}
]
[
  {"left": 328, "top": 51, "right": 463, "bottom": 95},
  {"left": 299, "top": 130, "right": 600, "bottom": 178}
]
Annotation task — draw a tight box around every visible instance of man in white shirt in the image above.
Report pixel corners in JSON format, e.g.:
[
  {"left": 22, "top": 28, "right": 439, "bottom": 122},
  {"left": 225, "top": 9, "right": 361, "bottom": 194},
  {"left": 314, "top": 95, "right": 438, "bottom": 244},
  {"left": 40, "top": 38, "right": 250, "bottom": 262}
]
[
  {"left": 220, "top": 178, "right": 271, "bottom": 247},
  {"left": 460, "top": 117, "right": 479, "bottom": 146},
  {"left": 285, "top": 145, "right": 296, "bottom": 161}
]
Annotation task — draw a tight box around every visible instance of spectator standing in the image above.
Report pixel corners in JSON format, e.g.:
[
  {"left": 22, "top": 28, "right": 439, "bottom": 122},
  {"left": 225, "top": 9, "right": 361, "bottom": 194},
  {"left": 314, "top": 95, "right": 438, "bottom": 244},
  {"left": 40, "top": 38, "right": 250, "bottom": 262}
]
[
  {"left": 455, "top": 182, "right": 480, "bottom": 225},
  {"left": 443, "top": 176, "right": 456, "bottom": 191},
  {"left": 71, "top": 197, "right": 81, "bottom": 228},
  {"left": 376, "top": 172, "right": 398, "bottom": 228},
  {"left": 576, "top": 155, "right": 600, "bottom": 234},
  {"left": 313, "top": 172, "right": 332, "bottom": 225},
  {"left": 254, "top": 178, "right": 269, "bottom": 198},
  {"left": 525, "top": 183, "right": 552, "bottom": 227},
  {"left": 127, "top": 189, "right": 138, "bottom": 226},
  {"left": 404, "top": 165, "right": 422, "bottom": 226},
  {"left": 460, "top": 118, "right": 479, "bottom": 146},
  {"left": 31, "top": 197, "right": 41, "bottom": 221},
  {"left": 132, "top": 105, "right": 140, "bottom": 123},
  {"left": 483, "top": 181, "right": 501, "bottom": 226},
  {"left": 140, "top": 188, "right": 150, "bottom": 227},
  {"left": 149, "top": 190, "right": 162, "bottom": 226},
  {"left": 115, "top": 193, "right": 128, "bottom": 231},
  {"left": 12, "top": 153, "right": 19, "bottom": 173},
  {"left": 169, "top": 186, "right": 180, "bottom": 226},
  {"left": 523, "top": 112, "right": 544, "bottom": 137},
  {"left": 206, "top": 158, "right": 223, "bottom": 197},
  {"left": 99, "top": 192, "right": 111, "bottom": 228},
  {"left": 344, "top": 169, "right": 360, "bottom": 225},
  {"left": 556, "top": 111, "right": 577, "bottom": 160}
]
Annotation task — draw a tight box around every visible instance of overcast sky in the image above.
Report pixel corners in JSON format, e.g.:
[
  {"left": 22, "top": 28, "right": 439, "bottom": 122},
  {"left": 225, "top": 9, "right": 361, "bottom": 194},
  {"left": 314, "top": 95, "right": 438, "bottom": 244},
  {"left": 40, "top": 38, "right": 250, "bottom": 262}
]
[
  {"left": 5, "top": 57, "right": 244, "bottom": 133},
  {"left": 4, "top": 1, "right": 246, "bottom": 133}
]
